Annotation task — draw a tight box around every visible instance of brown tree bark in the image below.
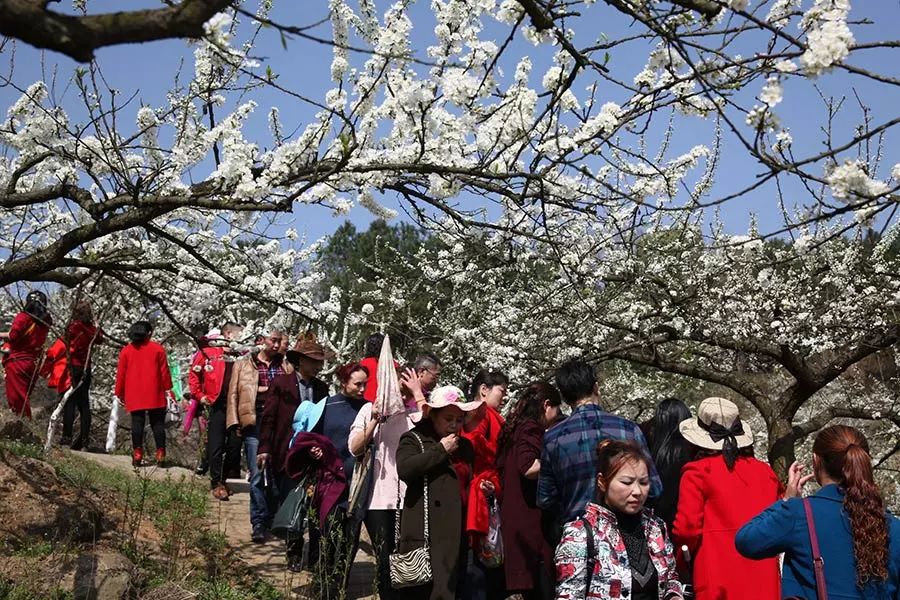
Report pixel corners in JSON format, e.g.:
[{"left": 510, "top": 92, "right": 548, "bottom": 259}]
[{"left": 0, "top": 0, "right": 234, "bottom": 62}]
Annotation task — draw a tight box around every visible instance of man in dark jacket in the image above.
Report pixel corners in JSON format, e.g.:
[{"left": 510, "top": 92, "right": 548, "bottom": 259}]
[{"left": 258, "top": 332, "right": 332, "bottom": 570}]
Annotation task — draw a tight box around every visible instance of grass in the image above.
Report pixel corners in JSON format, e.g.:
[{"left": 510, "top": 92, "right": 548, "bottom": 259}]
[
  {"left": 0, "top": 578, "right": 74, "bottom": 600},
  {"left": 11, "top": 540, "right": 54, "bottom": 559},
  {"left": 0, "top": 437, "right": 285, "bottom": 599},
  {"left": 50, "top": 456, "right": 286, "bottom": 599},
  {"left": 0, "top": 584, "right": 71, "bottom": 600},
  {"left": 0, "top": 439, "right": 42, "bottom": 460},
  {"left": 188, "top": 577, "right": 283, "bottom": 600}
]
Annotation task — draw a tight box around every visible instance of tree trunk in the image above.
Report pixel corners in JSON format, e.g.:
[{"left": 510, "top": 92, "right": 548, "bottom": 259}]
[{"left": 766, "top": 417, "right": 795, "bottom": 481}]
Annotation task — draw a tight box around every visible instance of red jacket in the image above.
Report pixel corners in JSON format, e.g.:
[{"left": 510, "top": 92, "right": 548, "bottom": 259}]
[
  {"left": 671, "top": 455, "right": 783, "bottom": 600},
  {"left": 188, "top": 345, "right": 228, "bottom": 404},
  {"left": 115, "top": 340, "right": 172, "bottom": 413},
  {"left": 359, "top": 357, "right": 399, "bottom": 402},
  {"left": 41, "top": 339, "right": 71, "bottom": 392},
  {"left": 64, "top": 320, "right": 101, "bottom": 367},
  {"left": 5, "top": 311, "right": 50, "bottom": 362},
  {"left": 462, "top": 405, "right": 504, "bottom": 536}
]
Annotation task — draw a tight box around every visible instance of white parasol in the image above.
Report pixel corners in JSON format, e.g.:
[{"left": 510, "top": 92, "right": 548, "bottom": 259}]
[{"left": 348, "top": 334, "right": 402, "bottom": 519}]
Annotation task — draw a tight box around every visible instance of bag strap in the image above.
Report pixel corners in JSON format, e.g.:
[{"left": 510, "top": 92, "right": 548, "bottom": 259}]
[
  {"left": 578, "top": 516, "right": 596, "bottom": 598},
  {"left": 394, "top": 432, "right": 429, "bottom": 550},
  {"left": 802, "top": 497, "right": 828, "bottom": 600}
]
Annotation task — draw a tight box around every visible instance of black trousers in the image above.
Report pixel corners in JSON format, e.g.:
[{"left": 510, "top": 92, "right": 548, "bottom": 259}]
[
  {"left": 517, "top": 560, "right": 555, "bottom": 600},
  {"left": 223, "top": 427, "right": 242, "bottom": 479},
  {"left": 364, "top": 509, "right": 400, "bottom": 600},
  {"left": 279, "top": 473, "right": 355, "bottom": 588},
  {"left": 206, "top": 399, "right": 241, "bottom": 488},
  {"left": 61, "top": 366, "right": 91, "bottom": 444},
  {"left": 131, "top": 407, "right": 166, "bottom": 450},
  {"left": 278, "top": 473, "right": 320, "bottom": 564},
  {"left": 458, "top": 539, "right": 506, "bottom": 600}
]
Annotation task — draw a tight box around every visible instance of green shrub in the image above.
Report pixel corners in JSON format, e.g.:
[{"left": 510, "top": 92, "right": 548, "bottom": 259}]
[{"left": 0, "top": 440, "right": 42, "bottom": 460}]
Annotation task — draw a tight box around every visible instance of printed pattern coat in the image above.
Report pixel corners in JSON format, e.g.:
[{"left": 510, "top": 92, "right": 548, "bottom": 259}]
[{"left": 555, "top": 502, "right": 683, "bottom": 600}]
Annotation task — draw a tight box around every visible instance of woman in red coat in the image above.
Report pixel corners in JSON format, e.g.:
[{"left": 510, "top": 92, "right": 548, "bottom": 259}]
[
  {"left": 460, "top": 368, "right": 508, "bottom": 600},
  {"left": 1, "top": 291, "right": 52, "bottom": 419},
  {"left": 61, "top": 301, "right": 103, "bottom": 450},
  {"left": 115, "top": 321, "right": 172, "bottom": 467},
  {"left": 671, "top": 397, "right": 782, "bottom": 600}
]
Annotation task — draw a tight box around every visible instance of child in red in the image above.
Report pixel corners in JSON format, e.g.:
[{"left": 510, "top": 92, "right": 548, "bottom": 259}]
[
  {"left": 115, "top": 321, "right": 172, "bottom": 467},
  {"left": 1, "top": 291, "right": 52, "bottom": 418}
]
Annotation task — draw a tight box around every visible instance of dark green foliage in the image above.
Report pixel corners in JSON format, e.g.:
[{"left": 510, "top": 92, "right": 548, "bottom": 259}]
[{"left": 316, "top": 219, "right": 444, "bottom": 356}]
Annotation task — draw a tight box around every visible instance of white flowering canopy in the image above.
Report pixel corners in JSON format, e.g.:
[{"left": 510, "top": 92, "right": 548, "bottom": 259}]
[{"left": 0, "top": 0, "right": 899, "bottom": 478}]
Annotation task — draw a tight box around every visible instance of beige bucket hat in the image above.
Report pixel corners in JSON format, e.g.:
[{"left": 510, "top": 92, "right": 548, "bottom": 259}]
[{"left": 679, "top": 397, "right": 754, "bottom": 451}]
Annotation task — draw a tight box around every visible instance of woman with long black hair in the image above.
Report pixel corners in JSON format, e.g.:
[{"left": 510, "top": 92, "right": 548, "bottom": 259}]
[
  {"left": 643, "top": 398, "right": 692, "bottom": 529},
  {"left": 60, "top": 301, "right": 102, "bottom": 450},
  {"left": 496, "top": 381, "right": 562, "bottom": 600}
]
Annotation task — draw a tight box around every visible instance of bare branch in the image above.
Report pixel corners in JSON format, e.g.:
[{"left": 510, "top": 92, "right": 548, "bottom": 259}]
[{"left": 0, "top": 0, "right": 234, "bottom": 62}]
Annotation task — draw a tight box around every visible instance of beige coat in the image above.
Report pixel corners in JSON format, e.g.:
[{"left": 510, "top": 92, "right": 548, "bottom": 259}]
[{"left": 226, "top": 354, "right": 293, "bottom": 430}]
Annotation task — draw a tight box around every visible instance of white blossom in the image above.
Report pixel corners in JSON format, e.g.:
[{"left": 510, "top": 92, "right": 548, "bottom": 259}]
[
  {"left": 800, "top": 0, "right": 854, "bottom": 76},
  {"left": 826, "top": 160, "right": 889, "bottom": 201},
  {"left": 542, "top": 66, "right": 564, "bottom": 91},
  {"left": 760, "top": 76, "right": 783, "bottom": 106}
]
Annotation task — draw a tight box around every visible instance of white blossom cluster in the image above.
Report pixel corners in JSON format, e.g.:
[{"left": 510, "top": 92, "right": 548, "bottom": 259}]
[{"left": 799, "top": 0, "right": 854, "bottom": 76}]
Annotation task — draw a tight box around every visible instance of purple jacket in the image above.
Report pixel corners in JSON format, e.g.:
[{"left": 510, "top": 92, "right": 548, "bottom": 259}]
[{"left": 286, "top": 432, "right": 347, "bottom": 528}]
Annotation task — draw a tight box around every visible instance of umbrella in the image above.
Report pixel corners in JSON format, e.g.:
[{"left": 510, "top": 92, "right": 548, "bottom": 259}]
[
  {"left": 375, "top": 334, "right": 404, "bottom": 417},
  {"left": 347, "top": 334, "right": 402, "bottom": 519}
]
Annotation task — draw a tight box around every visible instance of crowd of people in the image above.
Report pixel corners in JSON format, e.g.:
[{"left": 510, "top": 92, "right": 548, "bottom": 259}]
[{"left": 2, "top": 294, "right": 900, "bottom": 600}]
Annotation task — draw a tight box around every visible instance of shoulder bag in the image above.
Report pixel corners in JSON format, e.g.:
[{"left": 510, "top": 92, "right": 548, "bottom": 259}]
[
  {"left": 270, "top": 474, "right": 312, "bottom": 540},
  {"left": 785, "top": 497, "right": 828, "bottom": 600},
  {"left": 389, "top": 432, "right": 434, "bottom": 588},
  {"left": 578, "top": 516, "right": 597, "bottom": 598}
]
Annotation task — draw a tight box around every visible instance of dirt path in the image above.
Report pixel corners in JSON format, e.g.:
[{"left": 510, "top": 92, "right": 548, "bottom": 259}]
[{"left": 76, "top": 452, "right": 377, "bottom": 599}]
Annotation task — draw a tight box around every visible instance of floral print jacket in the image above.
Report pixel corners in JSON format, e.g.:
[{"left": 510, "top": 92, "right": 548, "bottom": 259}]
[{"left": 555, "top": 502, "right": 684, "bottom": 600}]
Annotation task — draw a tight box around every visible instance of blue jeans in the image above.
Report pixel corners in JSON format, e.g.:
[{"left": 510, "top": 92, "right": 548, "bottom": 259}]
[{"left": 242, "top": 422, "right": 270, "bottom": 528}]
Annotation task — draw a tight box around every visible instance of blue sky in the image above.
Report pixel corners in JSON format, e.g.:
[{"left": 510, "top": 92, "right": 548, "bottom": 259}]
[{"left": 1, "top": 0, "right": 898, "bottom": 242}]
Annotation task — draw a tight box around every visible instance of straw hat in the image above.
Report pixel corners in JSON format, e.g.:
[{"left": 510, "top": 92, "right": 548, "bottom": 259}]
[
  {"left": 679, "top": 397, "right": 754, "bottom": 451},
  {"left": 286, "top": 332, "right": 335, "bottom": 363},
  {"left": 421, "top": 385, "right": 484, "bottom": 419}
]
